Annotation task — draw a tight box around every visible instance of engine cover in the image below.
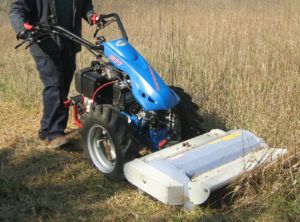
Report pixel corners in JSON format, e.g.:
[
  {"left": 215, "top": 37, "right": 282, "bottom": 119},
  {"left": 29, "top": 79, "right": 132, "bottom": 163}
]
[{"left": 103, "top": 39, "right": 180, "bottom": 111}]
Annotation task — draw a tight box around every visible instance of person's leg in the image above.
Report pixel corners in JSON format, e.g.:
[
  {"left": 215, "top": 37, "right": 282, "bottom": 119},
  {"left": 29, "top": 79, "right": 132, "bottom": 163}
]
[
  {"left": 33, "top": 55, "right": 66, "bottom": 141},
  {"left": 59, "top": 49, "right": 77, "bottom": 131},
  {"left": 61, "top": 49, "right": 76, "bottom": 98}
]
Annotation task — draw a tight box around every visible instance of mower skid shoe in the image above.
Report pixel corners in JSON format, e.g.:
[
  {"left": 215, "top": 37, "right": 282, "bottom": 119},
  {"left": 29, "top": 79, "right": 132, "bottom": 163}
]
[{"left": 124, "top": 129, "right": 288, "bottom": 209}]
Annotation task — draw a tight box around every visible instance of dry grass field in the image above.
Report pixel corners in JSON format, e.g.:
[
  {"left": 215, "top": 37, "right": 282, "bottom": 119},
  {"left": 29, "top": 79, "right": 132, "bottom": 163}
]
[{"left": 0, "top": 0, "right": 299, "bottom": 221}]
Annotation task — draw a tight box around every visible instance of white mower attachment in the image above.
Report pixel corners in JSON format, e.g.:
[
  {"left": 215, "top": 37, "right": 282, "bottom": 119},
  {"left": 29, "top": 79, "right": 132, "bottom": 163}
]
[{"left": 124, "top": 129, "right": 288, "bottom": 208}]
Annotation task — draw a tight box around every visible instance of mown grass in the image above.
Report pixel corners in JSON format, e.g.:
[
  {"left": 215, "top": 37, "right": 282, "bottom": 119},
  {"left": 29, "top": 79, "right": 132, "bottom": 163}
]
[{"left": 0, "top": 0, "right": 299, "bottom": 221}]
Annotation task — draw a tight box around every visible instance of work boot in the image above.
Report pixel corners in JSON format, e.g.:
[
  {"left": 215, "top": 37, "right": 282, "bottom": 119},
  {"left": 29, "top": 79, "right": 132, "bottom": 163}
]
[
  {"left": 47, "top": 135, "right": 69, "bottom": 149},
  {"left": 38, "top": 130, "right": 48, "bottom": 141}
]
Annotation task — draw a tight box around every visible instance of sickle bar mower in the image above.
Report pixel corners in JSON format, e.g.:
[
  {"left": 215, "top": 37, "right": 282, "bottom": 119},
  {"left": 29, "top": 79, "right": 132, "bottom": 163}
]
[{"left": 124, "top": 129, "right": 287, "bottom": 208}]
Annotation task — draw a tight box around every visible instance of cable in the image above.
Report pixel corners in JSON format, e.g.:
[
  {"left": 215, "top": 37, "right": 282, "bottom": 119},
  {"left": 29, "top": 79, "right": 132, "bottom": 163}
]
[{"left": 92, "top": 81, "right": 118, "bottom": 104}]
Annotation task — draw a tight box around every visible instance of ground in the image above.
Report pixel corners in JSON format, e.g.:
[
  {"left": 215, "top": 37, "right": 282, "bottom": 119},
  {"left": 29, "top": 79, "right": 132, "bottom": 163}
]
[{"left": 0, "top": 103, "right": 299, "bottom": 222}]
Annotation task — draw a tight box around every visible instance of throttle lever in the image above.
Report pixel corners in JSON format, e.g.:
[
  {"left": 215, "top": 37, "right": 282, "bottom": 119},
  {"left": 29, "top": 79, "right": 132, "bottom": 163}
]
[
  {"left": 93, "top": 26, "right": 100, "bottom": 38},
  {"left": 15, "top": 40, "right": 26, "bottom": 49},
  {"left": 94, "top": 16, "right": 108, "bottom": 38}
]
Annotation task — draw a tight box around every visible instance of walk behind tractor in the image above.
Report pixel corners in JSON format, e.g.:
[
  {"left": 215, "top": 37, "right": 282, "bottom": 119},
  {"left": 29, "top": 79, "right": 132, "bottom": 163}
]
[{"left": 16, "top": 13, "right": 287, "bottom": 208}]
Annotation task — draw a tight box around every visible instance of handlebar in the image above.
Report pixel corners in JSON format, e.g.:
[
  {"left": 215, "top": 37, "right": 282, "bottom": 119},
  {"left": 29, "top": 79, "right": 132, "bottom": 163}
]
[
  {"left": 97, "top": 13, "right": 128, "bottom": 41},
  {"left": 50, "top": 25, "right": 103, "bottom": 51},
  {"left": 15, "top": 13, "right": 128, "bottom": 52},
  {"left": 15, "top": 23, "right": 103, "bottom": 51}
]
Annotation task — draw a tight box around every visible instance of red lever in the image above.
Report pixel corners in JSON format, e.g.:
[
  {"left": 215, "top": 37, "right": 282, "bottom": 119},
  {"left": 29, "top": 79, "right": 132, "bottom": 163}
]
[
  {"left": 158, "top": 139, "right": 168, "bottom": 149},
  {"left": 91, "top": 13, "right": 97, "bottom": 25},
  {"left": 24, "top": 22, "right": 33, "bottom": 31}
]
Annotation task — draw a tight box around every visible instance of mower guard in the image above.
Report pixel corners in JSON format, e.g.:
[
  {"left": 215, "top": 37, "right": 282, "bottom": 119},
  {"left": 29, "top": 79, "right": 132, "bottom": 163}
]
[{"left": 124, "top": 129, "right": 287, "bottom": 208}]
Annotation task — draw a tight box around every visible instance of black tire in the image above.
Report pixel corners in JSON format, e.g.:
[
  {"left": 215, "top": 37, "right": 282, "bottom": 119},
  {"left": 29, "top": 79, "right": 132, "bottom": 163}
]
[
  {"left": 82, "top": 104, "right": 137, "bottom": 181},
  {"left": 171, "top": 86, "right": 204, "bottom": 140}
]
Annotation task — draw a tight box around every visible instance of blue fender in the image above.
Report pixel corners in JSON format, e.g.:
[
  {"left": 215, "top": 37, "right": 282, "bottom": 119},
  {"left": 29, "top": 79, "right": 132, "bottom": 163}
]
[{"left": 103, "top": 39, "right": 180, "bottom": 111}]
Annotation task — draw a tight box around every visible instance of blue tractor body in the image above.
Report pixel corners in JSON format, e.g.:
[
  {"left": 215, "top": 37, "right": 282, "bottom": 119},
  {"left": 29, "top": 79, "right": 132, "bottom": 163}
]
[{"left": 103, "top": 38, "right": 180, "bottom": 111}]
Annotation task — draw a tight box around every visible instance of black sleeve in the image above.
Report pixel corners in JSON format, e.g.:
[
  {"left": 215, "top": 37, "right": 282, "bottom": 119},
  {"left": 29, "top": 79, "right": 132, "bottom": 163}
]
[
  {"left": 82, "top": 0, "right": 95, "bottom": 24},
  {"left": 8, "top": 0, "right": 34, "bottom": 34}
]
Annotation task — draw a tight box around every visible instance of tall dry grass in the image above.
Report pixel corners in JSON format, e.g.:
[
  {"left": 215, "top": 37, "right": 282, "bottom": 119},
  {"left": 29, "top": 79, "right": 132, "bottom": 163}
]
[
  {"left": 1, "top": 0, "right": 299, "bottom": 151},
  {"left": 0, "top": 0, "right": 299, "bottom": 220}
]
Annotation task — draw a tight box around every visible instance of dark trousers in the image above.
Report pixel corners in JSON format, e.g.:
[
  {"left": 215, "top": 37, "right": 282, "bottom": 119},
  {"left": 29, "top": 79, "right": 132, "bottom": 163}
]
[{"left": 33, "top": 48, "right": 76, "bottom": 141}]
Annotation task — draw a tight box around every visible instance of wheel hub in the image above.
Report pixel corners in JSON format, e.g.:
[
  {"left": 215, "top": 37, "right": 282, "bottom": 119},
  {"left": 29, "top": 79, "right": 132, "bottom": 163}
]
[{"left": 87, "top": 125, "right": 116, "bottom": 173}]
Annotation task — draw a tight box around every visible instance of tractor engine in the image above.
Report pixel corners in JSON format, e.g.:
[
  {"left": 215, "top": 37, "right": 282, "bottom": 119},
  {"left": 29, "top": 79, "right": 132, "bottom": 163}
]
[
  {"left": 74, "top": 62, "right": 177, "bottom": 151},
  {"left": 122, "top": 110, "right": 176, "bottom": 151},
  {"left": 75, "top": 62, "right": 115, "bottom": 101},
  {"left": 74, "top": 61, "right": 135, "bottom": 112}
]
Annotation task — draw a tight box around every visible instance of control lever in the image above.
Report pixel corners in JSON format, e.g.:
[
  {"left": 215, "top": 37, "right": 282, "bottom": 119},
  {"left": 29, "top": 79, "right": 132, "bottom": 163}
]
[{"left": 93, "top": 16, "right": 107, "bottom": 38}]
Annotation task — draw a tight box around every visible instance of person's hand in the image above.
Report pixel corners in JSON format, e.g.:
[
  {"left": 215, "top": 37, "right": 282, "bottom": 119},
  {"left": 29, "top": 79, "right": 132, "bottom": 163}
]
[{"left": 16, "top": 22, "right": 33, "bottom": 40}]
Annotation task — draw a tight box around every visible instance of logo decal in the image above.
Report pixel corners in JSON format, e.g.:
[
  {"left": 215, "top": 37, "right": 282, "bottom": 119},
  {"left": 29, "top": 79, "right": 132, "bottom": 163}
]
[
  {"left": 116, "top": 40, "right": 128, "bottom": 47},
  {"left": 109, "top": 55, "right": 123, "bottom": 66},
  {"left": 148, "top": 65, "right": 160, "bottom": 91}
]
